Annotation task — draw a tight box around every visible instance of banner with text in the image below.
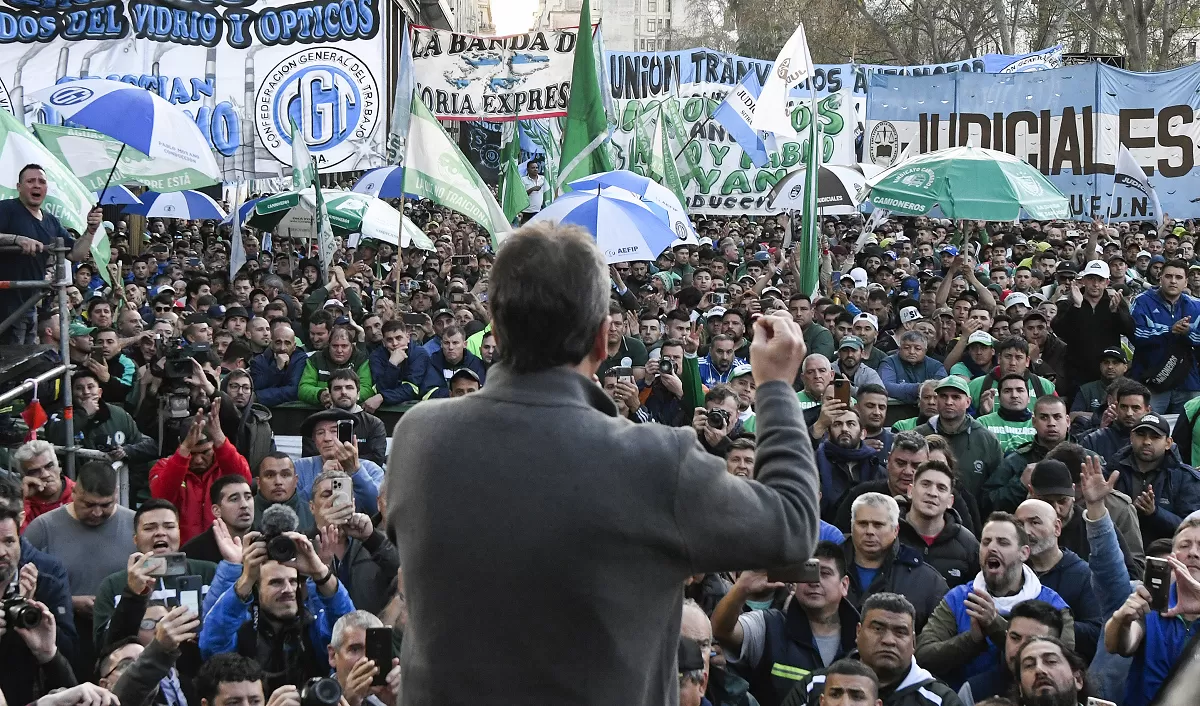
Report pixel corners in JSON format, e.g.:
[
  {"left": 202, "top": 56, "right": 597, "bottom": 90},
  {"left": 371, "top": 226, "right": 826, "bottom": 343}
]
[
  {"left": 864, "top": 62, "right": 1200, "bottom": 220},
  {"left": 0, "top": 0, "right": 388, "bottom": 183},
  {"left": 411, "top": 25, "right": 583, "bottom": 121}
]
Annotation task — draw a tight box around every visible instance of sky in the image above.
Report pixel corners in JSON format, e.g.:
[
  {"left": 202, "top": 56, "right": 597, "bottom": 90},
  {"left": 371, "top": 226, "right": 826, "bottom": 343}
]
[{"left": 490, "top": 0, "right": 540, "bottom": 34}]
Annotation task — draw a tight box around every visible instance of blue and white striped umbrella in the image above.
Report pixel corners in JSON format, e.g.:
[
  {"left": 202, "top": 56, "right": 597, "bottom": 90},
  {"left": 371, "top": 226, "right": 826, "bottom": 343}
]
[
  {"left": 123, "top": 190, "right": 227, "bottom": 220},
  {"left": 29, "top": 78, "right": 221, "bottom": 182},
  {"left": 221, "top": 197, "right": 263, "bottom": 226},
  {"left": 529, "top": 186, "right": 678, "bottom": 264},
  {"left": 351, "top": 166, "right": 419, "bottom": 200},
  {"left": 96, "top": 185, "right": 141, "bottom": 206},
  {"left": 567, "top": 169, "right": 698, "bottom": 243}
]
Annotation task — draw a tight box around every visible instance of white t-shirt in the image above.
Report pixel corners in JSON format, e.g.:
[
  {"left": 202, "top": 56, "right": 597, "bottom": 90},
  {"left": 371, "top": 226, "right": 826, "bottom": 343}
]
[{"left": 522, "top": 174, "right": 546, "bottom": 213}]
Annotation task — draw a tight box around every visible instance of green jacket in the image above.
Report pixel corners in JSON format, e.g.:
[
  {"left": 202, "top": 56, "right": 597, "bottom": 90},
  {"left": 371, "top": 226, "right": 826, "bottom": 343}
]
[
  {"left": 93, "top": 558, "right": 217, "bottom": 645},
  {"left": 975, "top": 411, "right": 1035, "bottom": 453},
  {"left": 298, "top": 349, "right": 376, "bottom": 405},
  {"left": 802, "top": 323, "right": 835, "bottom": 360},
  {"left": 915, "top": 416, "right": 1004, "bottom": 498},
  {"left": 892, "top": 417, "right": 922, "bottom": 432},
  {"left": 968, "top": 370, "right": 1057, "bottom": 412},
  {"left": 466, "top": 323, "right": 493, "bottom": 357},
  {"left": 45, "top": 402, "right": 158, "bottom": 463}
]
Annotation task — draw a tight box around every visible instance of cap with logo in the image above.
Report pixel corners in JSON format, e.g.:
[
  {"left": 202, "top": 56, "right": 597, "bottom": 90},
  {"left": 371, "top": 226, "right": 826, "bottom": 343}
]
[
  {"left": 839, "top": 335, "right": 864, "bottom": 351},
  {"left": 1078, "top": 260, "right": 1111, "bottom": 279},
  {"left": 852, "top": 312, "right": 879, "bottom": 331},
  {"left": 1132, "top": 413, "right": 1170, "bottom": 437},
  {"left": 934, "top": 375, "right": 971, "bottom": 396},
  {"left": 432, "top": 308, "right": 455, "bottom": 321},
  {"left": 323, "top": 299, "right": 345, "bottom": 310},
  {"left": 1003, "top": 292, "right": 1031, "bottom": 309},
  {"left": 69, "top": 321, "right": 95, "bottom": 337},
  {"left": 848, "top": 267, "right": 869, "bottom": 288},
  {"left": 1099, "top": 348, "right": 1128, "bottom": 363},
  {"left": 967, "top": 330, "right": 995, "bottom": 347},
  {"left": 899, "top": 306, "right": 922, "bottom": 324},
  {"left": 705, "top": 306, "right": 727, "bottom": 319},
  {"left": 730, "top": 363, "right": 753, "bottom": 379},
  {"left": 940, "top": 245, "right": 959, "bottom": 256}
]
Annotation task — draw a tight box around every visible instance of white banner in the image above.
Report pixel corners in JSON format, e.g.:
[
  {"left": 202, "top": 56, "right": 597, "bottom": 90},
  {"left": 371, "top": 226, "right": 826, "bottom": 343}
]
[
  {"left": 411, "top": 25, "right": 583, "bottom": 121},
  {"left": 0, "top": 0, "right": 388, "bottom": 181}
]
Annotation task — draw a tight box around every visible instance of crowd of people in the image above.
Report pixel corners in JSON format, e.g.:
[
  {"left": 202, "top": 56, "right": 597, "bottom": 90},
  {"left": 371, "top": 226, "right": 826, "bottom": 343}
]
[{"left": 2, "top": 159, "right": 1200, "bottom": 706}]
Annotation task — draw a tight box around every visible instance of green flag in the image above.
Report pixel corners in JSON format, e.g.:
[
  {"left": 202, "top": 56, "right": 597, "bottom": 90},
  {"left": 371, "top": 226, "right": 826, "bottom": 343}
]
[
  {"left": 0, "top": 110, "right": 94, "bottom": 234},
  {"left": 648, "top": 106, "right": 686, "bottom": 207},
  {"left": 34, "top": 124, "right": 218, "bottom": 193},
  {"left": 661, "top": 97, "right": 701, "bottom": 186},
  {"left": 797, "top": 102, "right": 822, "bottom": 296},
  {"left": 291, "top": 117, "right": 316, "bottom": 189},
  {"left": 557, "top": 0, "right": 612, "bottom": 192},
  {"left": 403, "top": 97, "right": 512, "bottom": 244},
  {"left": 497, "top": 123, "right": 529, "bottom": 222},
  {"left": 91, "top": 224, "right": 113, "bottom": 288}
]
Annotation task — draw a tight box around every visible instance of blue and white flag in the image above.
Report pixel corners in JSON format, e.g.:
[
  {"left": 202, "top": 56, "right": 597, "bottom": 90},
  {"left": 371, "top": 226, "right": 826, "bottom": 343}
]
[
  {"left": 1114, "top": 143, "right": 1164, "bottom": 228},
  {"left": 712, "top": 73, "right": 771, "bottom": 168},
  {"left": 386, "top": 20, "right": 416, "bottom": 166}
]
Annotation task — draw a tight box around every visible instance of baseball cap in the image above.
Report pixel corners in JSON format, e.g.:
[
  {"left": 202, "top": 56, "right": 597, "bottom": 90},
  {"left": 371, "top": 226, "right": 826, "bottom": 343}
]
[
  {"left": 1132, "top": 413, "right": 1171, "bottom": 437},
  {"left": 1034, "top": 242, "right": 1052, "bottom": 252},
  {"left": 1136, "top": 250, "right": 1152, "bottom": 260},
  {"left": 450, "top": 367, "right": 481, "bottom": 383},
  {"left": 967, "top": 330, "right": 994, "bottom": 347},
  {"left": 940, "top": 245, "right": 959, "bottom": 256},
  {"left": 1151, "top": 254, "right": 1167, "bottom": 264},
  {"left": 853, "top": 312, "right": 879, "bottom": 331},
  {"left": 934, "top": 306, "right": 954, "bottom": 319},
  {"left": 839, "top": 335, "right": 864, "bottom": 351},
  {"left": 1030, "top": 460, "right": 1076, "bottom": 497},
  {"left": 323, "top": 299, "right": 345, "bottom": 310},
  {"left": 1024, "top": 310, "right": 1049, "bottom": 324},
  {"left": 848, "top": 267, "right": 869, "bottom": 288},
  {"left": 1099, "top": 348, "right": 1128, "bottom": 363},
  {"left": 934, "top": 376, "right": 971, "bottom": 396},
  {"left": 432, "top": 308, "right": 455, "bottom": 321},
  {"left": 224, "top": 305, "right": 249, "bottom": 320},
  {"left": 730, "top": 363, "right": 753, "bottom": 380},
  {"left": 1078, "top": 260, "right": 1111, "bottom": 279},
  {"left": 68, "top": 321, "right": 95, "bottom": 337},
  {"left": 762, "top": 286, "right": 783, "bottom": 298},
  {"left": 705, "top": 306, "right": 727, "bottom": 319},
  {"left": 1004, "top": 292, "right": 1031, "bottom": 309},
  {"left": 867, "top": 283, "right": 886, "bottom": 292},
  {"left": 899, "top": 306, "right": 922, "bottom": 324}
]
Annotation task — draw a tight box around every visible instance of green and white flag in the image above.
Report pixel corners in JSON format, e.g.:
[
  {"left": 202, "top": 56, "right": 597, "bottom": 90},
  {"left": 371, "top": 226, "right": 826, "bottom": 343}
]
[
  {"left": 497, "top": 122, "right": 529, "bottom": 222},
  {"left": 0, "top": 111, "right": 93, "bottom": 234},
  {"left": 403, "top": 97, "right": 511, "bottom": 244},
  {"left": 33, "top": 124, "right": 218, "bottom": 193},
  {"left": 523, "top": 119, "right": 561, "bottom": 194},
  {"left": 314, "top": 178, "right": 335, "bottom": 279},
  {"left": 290, "top": 117, "right": 317, "bottom": 190},
  {"left": 648, "top": 106, "right": 686, "bottom": 208},
  {"left": 797, "top": 104, "right": 822, "bottom": 296},
  {"left": 90, "top": 224, "right": 113, "bottom": 287},
  {"left": 661, "top": 97, "right": 701, "bottom": 185},
  {"left": 557, "top": 0, "right": 613, "bottom": 191}
]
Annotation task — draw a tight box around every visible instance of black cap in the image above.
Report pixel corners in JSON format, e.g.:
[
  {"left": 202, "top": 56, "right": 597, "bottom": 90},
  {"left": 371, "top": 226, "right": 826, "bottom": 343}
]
[
  {"left": 450, "top": 367, "right": 481, "bottom": 383},
  {"left": 224, "top": 305, "right": 250, "bottom": 320},
  {"left": 300, "top": 408, "right": 356, "bottom": 438},
  {"left": 1132, "top": 413, "right": 1171, "bottom": 437},
  {"left": 1030, "top": 459, "right": 1075, "bottom": 497},
  {"left": 1099, "top": 348, "right": 1128, "bottom": 363},
  {"left": 678, "top": 637, "right": 705, "bottom": 673}
]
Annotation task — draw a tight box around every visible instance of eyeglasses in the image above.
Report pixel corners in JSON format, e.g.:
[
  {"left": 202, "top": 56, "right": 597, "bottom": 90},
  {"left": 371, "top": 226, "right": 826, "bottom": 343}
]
[
  {"left": 102, "top": 656, "right": 137, "bottom": 680},
  {"left": 227, "top": 383, "right": 252, "bottom": 393},
  {"left": 154, "top": 305, "right": 172, "bottom": 312}
]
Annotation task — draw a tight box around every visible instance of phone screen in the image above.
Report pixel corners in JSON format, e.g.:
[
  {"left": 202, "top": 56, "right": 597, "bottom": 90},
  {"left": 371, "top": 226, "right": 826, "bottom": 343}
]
[{"left": 1145, "top": 556, "right": 1172, "bottom": 612}]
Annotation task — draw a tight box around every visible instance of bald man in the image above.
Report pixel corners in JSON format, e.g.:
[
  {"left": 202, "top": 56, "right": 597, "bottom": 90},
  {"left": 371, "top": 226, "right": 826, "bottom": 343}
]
[
  {"left": 680, "top": 600, "right": 711, "bottom": 695},
  {"left": 1015, "top": 499, "right": 1102, "bottom": 661}
]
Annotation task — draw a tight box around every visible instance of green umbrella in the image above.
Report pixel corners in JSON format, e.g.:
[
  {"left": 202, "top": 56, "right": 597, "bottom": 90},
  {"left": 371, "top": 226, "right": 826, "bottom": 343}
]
[
  {"left": 866, "top": 145, "right": 1070, "bottom": 221},
  {"left": 248, "top": 188, "right": 433, "bottom": 250},
  {"left": 0, "top": 109, "right": 94, "bottom": 234}
]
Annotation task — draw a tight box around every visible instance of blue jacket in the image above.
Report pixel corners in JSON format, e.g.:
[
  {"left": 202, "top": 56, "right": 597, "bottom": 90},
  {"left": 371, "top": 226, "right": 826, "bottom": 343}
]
[
  {"left": 292, "top": 456, "right": 383, "bottom": 508},
  {"left": 198, "top": 559, "right": 355, "bottom": 660},
  {"left": 20, "top": 538, "right": 77, "bottom": 664},
  {"left": 698, "top": 355, "right": 745, "bottom": 387},
  {"left": 1108, "top": 444, "right": 1200, "bottom": 543},
  {"left": 427, "top": 349, "right": 487, "bottom": 398},
  {"left": 1037, "top": 549, "right": 1102, "bottom": 662},
  {"left": 878, "top": 354, "right": 947, "bottom": 403},
  {"left": 815, "top": 441, "right": 885, "bottom": 523},
  {"left": 1125, "top": 585, "right": 1199, "bottom": 706},
  {"left": 250, "top": 349, "right": 308, "bottom": 406},
  {"left": 1130, "top": 288, "right": 1200, "bottom": 390},
  {"left": 369, "top": 341, "right": 438, "bottom": 404}
]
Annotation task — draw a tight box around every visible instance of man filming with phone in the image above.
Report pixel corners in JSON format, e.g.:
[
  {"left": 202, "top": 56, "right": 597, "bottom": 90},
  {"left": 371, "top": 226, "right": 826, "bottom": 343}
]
[{"left": 292, "top": 409, "right": 384, "bottom": 510}]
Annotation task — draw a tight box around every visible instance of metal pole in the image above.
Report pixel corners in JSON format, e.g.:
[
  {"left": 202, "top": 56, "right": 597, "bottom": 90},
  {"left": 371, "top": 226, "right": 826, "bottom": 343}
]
[
  {"left": 0, "top": 291, "right": 43, "bottom": 337},
  {"left": 394, "top": 192, "right": 407, "bottom": 307},
  {"left": 55, "top": 237, "right": 76, "bottom": 480},
  {"left": 0, "top": 364, "right": 69, "bottom": 408}
]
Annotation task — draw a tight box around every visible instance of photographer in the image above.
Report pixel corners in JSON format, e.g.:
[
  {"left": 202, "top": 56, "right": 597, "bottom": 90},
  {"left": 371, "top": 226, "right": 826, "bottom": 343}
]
[
  {"left": 690, "top": 385, "right": 743, "bottom": 456},
  {"left": 198, "top": 528, "right": 354, "bottom": 693},
  {"left": 300, "top": 370, "right": 387, "bottom": 466},
  {"left": 641, "top": 339, "right": 700, "bottom": 426},
  {"left": 293, "top": 410, "right": 384, "bottom": 508},
  {"left": 136, "top": 345, "right": 221, "bottom": 456},
  {"left": 148, "top": 399, "right": 252, "bottom": 543}
]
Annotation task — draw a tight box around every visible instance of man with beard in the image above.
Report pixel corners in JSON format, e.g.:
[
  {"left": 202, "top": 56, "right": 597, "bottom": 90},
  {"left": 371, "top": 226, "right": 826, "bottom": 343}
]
[
  {"left": 915, "top": 377, "right": 1003, "bottom": 500},
  {"left": 1014, "top": 500, "right": 1102, "bottom": 662},
  {"left": 857, "top": 384, "right": 893, "bottom": 462},
  {"left": 251, "top": 322, "right": 308, "bottom": 406},
  {"left": 916, "top": 514, "right": 1072, "bottom": 689},
  {"left": 833, "top": 337, "right": 885, "bottom": 395},
  {"left": 1106, "top": 412, "right": 1200, "bottom": 544},
  {"left": 983, "top": 396, "right": 1069, "bottom": 514},
  {"left": 780, "top": 593, "right": 962, "bottom": 706},
  {"left": 852, "top": 313, "right": 889, "bottom": 370},
  {"left": 246, "top": 316, "right": 271, "bottom": 355},
  {"left": 300, "top": 370, "right": 388, "bottom": 466},
  {"left": 699, "top": 334, "right": 746, "bottom": 386},
  {"left": 1079, "top": 379, "right": 1151, "bottom": 467},
  {"left": 1013, "top": 637, "right": 1093, "bottom": 706},
  {"left": 182, "top": 476, "right": 255, "bottom": 564},
  {"left": 253, "top": 453, "right": 316, "bottom": 531},
  {"left": 898, "top": 461, "right": 979, "bottom": 588},
  {"left": 217, "top": 369, "right": 274, "bottom": 474},
  {"left": 1069, "top": 349, "right": 1128, "bottom": 437},
  {"left": 299, "top": 325, "right": 378, "bottom": 409},
  {"left": 817, "top": 410, "right": 886, "bottom": 523},
  {"left": 956, "top": 601, "right": 1065, "bottom": 705}
]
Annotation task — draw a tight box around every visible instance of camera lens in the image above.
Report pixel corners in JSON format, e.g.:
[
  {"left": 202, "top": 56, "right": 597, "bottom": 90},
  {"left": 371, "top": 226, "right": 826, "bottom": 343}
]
[
  {"left": 300, "top": 678, "right": 342, "bottom": 706},
  {"left": 706, "top": 410, "right": 727, "bottom": 429},
  {"left": 266, "top": 534, "right": 297, "bottom": 563}
]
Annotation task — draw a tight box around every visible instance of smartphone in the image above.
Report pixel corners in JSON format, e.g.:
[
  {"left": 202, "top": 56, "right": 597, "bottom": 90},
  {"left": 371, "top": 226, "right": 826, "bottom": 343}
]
[
  {"left": 710, "top": 292, "right": 727, "bottom": 305},
  {"left": 833, "top": 378, "right": 852, "bottom": 405},
  {"left": 613, "top": 366, "right": 635, "bottom": 384},
  {"left": 1066, "top": 229, "right": 1080, "bottom": 239},
  {"left": 768, "top": 559, "right": 822, "bottom": 584},
  {"left": 402, "top": 313, "right": 425, "bottom": 326},
  {"left": 176, "top": 575, "right": 202, "bottom": 618},
  {"left": 1145, "top": 556, "right": 1172, "bottom": 612},
  {"left": 1085, "top": 699, "right": 1118, "bottom": 706},
  {"left": 451, "top": 293, "right": 466, "bottom": 304},
  {"left": 141, "top": 552, "right": 189, "bottom": 578},
  {"left": 329, "top": 476, "right": 352, "bottom": 513},
  {"left": 365, "top": 627, "right": 392, "bottom": 686},
  {"left": 337, "top": 419, "right": 354, "bottom": 444}
]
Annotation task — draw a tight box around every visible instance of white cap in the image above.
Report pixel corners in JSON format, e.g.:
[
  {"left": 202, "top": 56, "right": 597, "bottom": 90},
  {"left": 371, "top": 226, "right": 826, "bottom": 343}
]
[
  {"left": 1078, "top": 260, "right": 1111, "bottom": 279},
  {"left": 1003, "top": 292, "right": 1030, "bottom": 309},
  {"left": 899, "top": 306, "right": 922, "bottom": 324},
  {"left": 699, "top": 237, "right": 713, "bottom": 246},
  {"left": 853, "top": 312, "right": 879, "bottom": 331},
  {"left": 1137, "top": 250, "right": 1152, "bottom": 260},
  {"left": 848, "top": 267, "right": 869, "bottom": 288},
  {"left": 706, "top": 306, "right": 727, "bottom": 318},
  {"left": 323, "top": 299, "right": 345, "bottom": 309},
  {"left": 967, "top": 330, "right": 995, "bottom": 347}
]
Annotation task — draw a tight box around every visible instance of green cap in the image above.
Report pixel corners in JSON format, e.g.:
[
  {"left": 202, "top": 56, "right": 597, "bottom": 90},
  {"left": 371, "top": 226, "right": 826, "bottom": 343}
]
[
  {"left": 935, "top": 375, "right": 971, "bottom": 395},
  {"left": 68, "top": 321, "right": 95, "bottom": 337}
]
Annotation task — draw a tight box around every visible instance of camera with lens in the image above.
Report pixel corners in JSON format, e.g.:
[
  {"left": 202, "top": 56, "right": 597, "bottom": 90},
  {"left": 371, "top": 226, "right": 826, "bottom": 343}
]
[
  {"left": 3, "top": 584, "right": 42, "bottom": 629},
  {"left": 300, "top": 677, "right": 342, "bottom": 706},
  {"left": 659, "top": 357, "right": 674, "bottom": 377},
  {"left": 706, "top": 408, "right": 731, "bottom": 430},
  {"left": 262, "top": 529, "right": 297, "bottom": 563}
]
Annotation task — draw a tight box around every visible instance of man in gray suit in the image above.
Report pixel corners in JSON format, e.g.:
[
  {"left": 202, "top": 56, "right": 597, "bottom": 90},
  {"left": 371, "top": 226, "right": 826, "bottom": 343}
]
[{"left": 388, "top": 221, "right": 821, "bottom": 706}]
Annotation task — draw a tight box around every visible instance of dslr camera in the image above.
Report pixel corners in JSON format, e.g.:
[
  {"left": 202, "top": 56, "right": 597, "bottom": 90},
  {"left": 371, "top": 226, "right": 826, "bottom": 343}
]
[
  {"left": 2, "top": 582, "right": 41, "bottom": 629},
  {"left": 262, "top": 528, "right": 297, "bottom": 563},
  {"left": 659, "top": 357, "right": 674, "bottom": 377},
  {"left": 706, "top": 408, "right": 731, "bottom": 430},
  {"left": 300, "top": 677, "right": 342, "bottom": 706}
]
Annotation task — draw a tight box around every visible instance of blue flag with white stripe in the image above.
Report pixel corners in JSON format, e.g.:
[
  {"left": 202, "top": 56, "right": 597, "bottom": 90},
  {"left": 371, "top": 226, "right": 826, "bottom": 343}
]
[{"left": 711, "top": 72, "right": 771, "bottom": 168}]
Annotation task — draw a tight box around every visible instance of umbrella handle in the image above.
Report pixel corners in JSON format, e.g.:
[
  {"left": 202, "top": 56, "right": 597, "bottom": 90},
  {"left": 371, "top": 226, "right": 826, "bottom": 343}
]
[{"left": 96, "top": 144, "right": 127, "bottom": 208}]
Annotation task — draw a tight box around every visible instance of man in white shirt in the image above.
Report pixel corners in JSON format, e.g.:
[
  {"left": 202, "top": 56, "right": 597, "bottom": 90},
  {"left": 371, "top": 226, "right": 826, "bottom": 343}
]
[{"left": 521, "top": 161, "right": 546, "bottom": 223}]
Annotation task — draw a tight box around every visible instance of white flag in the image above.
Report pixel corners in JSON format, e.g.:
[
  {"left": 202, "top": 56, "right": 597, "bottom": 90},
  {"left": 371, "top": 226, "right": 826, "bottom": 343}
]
[
  {"left": 1114, "top": 143, "right": 1163, "bottom": 227},
  {"left": 750, "top": 23, "right": 815, "bottom": 138}
]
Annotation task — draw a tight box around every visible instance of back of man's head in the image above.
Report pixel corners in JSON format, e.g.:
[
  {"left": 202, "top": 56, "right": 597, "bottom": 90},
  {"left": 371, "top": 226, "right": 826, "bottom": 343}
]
[{"left": 489, "top": 222, "right": 609, "bottom": 373}]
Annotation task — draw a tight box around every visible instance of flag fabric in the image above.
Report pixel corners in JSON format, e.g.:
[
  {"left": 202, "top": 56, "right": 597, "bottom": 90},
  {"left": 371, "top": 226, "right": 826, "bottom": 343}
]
[
  {"left": 648, "top": 106, "right": 686, "bottom": 207},
  {"left": 751, "top": 23, "right": 815, "bottom": 138},
  {"left": 386, "top": 20, "right": 415, "bottom": 165},
  {"left": 557, "top": 0, "right": 613, "bottom": 192},
  {"left": 229, "top": 182, "right": 248, "bottom": 280},
  {"left": 523, "top": 118, "right": 562, "bottom": 191},
  {"left": 1114, "top": 143, "right": 1163, "bottom": 227},
  {"left": 498, "top": 122, "right": 529, "bottom": 221},
  {"left": 90, "top": 223, "right": 113, "bottom": 287},
  {"left": 403, "top": 97, "right": 512, "bottom": 242},
  {"left": 661, "top": 97, "right": 701, "bottom": 185},
  {"left": 797, "top": 105, "right": 822, "bottom": 296},
  {"left": 290, "top": 117, "right": 316, "bottom": 189},
  {"left": 712, "top": 72, "right": 771, "bottom": 168},
  {"left": 315, "top": 178, "right": 335, "bottom": 279}
]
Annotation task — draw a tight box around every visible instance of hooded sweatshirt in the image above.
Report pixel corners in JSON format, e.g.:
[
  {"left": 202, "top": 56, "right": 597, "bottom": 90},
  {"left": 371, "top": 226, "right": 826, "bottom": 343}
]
[
  {"left": 914, "top": 415, "right": 1004, "bottom": 498},
  {"left": 780, "top": 656, "right": 960, "bottom": 706}
]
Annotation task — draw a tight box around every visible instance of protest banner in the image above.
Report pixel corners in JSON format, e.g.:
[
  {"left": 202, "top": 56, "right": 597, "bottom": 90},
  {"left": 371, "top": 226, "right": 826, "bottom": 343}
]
[
  {"left": 0, "top": 0, "right": 389, "bottom": 181},
  {"left": 864, "top": 61, "right": 1200, "bottom": 220},
  {"left": 411, "top": 25, "right": 583, "bottom": 121}
]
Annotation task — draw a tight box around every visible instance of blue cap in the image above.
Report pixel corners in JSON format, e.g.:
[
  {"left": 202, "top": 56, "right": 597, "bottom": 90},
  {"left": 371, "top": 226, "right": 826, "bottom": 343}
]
[
  {"left": 751, "top": 251, "right": 771, "bottom": 262},
  {"left": 1151, "top": 254, "right": 1167, "bottom": 264},
  {"left": 940, "top": 246, "right": 959, "bottom": 257}
]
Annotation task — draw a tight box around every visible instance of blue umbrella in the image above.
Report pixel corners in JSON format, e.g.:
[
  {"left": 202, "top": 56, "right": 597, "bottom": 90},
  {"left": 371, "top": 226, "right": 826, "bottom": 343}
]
[
  {"left": 567, "top": 169, "right": 698, "bottom": 242},
  {"left": 124, "top": 190, "right": 227, "bottom": 220},
  {"left": 351, "top": 166, "right": 419, "bottom": 200},
  {"left": 221, "top": 197, "right": 263, "bottom": 226},
  {"left": 96, "top": 185, "right": 142, "bottom": 206},
  {"left": 528, "top": 186, "right": 677, "bottom": 264}
]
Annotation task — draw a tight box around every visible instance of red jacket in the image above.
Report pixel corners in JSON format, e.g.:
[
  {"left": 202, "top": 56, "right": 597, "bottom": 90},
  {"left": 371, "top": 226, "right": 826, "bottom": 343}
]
[
  {"left": 22, "top": 476, "right": 74, "bottom": 531},
  {"left": 149, "top": 440, "right": 252, "bottom": 543}
]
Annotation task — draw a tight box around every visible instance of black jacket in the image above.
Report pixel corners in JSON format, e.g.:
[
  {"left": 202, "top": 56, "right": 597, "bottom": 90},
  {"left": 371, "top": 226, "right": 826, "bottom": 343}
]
[
  {"left": 1051, "top": 291, "right": 1135, "bottom": 394},
  {"left": 1079, "top": 424, "right": 1132, "bottom": 469},
  {"left": 300, "top": 408, "right": 388, "bottom": 466},
  {"left": 842, "top": 541, "right": 948, "bottom": 633},
  {"left": 833, "top": 479, "right": 981, "bottom": 537},
  {"left": 780, "top": 655, "right": 963, "bottom": 706},
  {"left": 747, "top": 598, "right": 859, "bottom": 706},
  {"left": 897, "top": 508, "right": 979, "bottom": 589},
  {"left": 303, "top": 527, "right": 400, "bottom": 615}
]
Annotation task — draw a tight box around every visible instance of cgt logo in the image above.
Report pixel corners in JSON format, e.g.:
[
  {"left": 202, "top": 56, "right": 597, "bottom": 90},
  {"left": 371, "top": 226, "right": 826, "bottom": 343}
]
[{"left": 48, "top": 85, "right": 94, "bottom": 106}]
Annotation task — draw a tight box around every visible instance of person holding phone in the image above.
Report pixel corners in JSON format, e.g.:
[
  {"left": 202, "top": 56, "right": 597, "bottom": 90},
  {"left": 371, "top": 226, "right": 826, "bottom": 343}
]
[
  {"left": 292, "top": 409, "right": 384, "bottom": 510},
  {"left": 328, "top": 611, "right": 402, "bottom": 706}
]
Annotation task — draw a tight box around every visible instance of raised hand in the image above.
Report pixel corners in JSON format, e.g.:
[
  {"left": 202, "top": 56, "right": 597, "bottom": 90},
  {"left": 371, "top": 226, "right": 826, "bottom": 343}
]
[{"left": 749, "top": 312, "right": 806, "bottom": 386}]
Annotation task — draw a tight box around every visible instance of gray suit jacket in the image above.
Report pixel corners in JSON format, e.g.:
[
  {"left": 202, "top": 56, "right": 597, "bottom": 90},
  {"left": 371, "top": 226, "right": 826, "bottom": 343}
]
[{"left": 388, "top": 364, "right": 821, "bottom": 706}]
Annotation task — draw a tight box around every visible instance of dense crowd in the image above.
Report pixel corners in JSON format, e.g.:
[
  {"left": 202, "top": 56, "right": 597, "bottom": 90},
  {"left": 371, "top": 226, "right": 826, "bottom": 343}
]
[{"left": 3, "top": 161, "right": 1200, "bottom": 706}]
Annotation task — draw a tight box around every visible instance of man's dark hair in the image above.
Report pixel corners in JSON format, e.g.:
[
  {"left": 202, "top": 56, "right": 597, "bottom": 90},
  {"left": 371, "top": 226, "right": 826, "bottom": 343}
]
[
  {"left": 0, "top": 507, "right": 20, "bottom": 533},
  {"left": 441, "top": 324, "right": 464, "bottom": 340},
  {"left": 382, "top": 319, "right": 405, "bottom": 336},
  {"left": 824, "top": 305, "right": 846, "bottom": 319},
  {"left": 996, "top": 336, "right": 1030, "bottom": 356},
  {"left": 1163, "top": 258, "right": 1190, "bottom": 275},
  {"left": 913, "top": 460, "right": 956, "bottom": 490},
  {"left": 789, "top": 292, "right": 812, "bottom": 305},
  {"left": 18, "top": 164, "right": 43, "bottom": 182},
  {"left": 659, "top": 338, "right": 685, "bottom": 355},
  {"left": 225, "top": 369, "right": 252, "bottom": 392},
  {"left": 209, "top": 474, "right": 252, "bottom": 506},
  {"left": 95, "top": 636, "right": 141, "bottom": 681},
  {"left": 194, "top": 653, "right": 263, "bottom": 704},
  {"left": 664, "top": 309, "right": 690, "bottom": 324},
  {"left": 86, "top": 298, "right": 112, "bottom": 314},
  {"left": 1146, "top": 537, "right": 1175, "bottom": 558},
  {"left": 861, "top": 592, "right": 916, "bottom": 623},
  {"left": 185, "top": 277, "right": 211, "bottom": 298},
  {"left": 329, "top": 368, "right": 361, "bottom": 389},
  {"left": 223, "top": 341, "right": 253, "bottom": 366},
  {"left": 857, "top": 383, "right": 888, "bottom": 400},
  {"left": 722, "top": 308, "right": 747, "bottom": 325},
  {"left": 489, "top": 222, "right": 609, "bottom": 373},
  {"left": 1033, "top": 394, "right": 1067, "bottom": 415},
  {"left": 893, "top": 430, "right": 929, "bottom": 454},
  {"left": 985, "top": 511, "right": 1030, "bottom": 547},
  {"left": 704, "top": 384, "right": 738, "bottom": 408},
  {"left": 308, "top": 309, "right": 334, "bottom": 330},
  {"left": 135, "top": 498, "right": 179, "bottom": 529},
  {"left": 1114, "top": 378, "right": 1152, "bottom": 407},
  {"left": 77, "top": 461, "right": 118, "bottom": 497},
  {"left": 0, "top": 471, "right": 22, "bottom": 515},
  {"left": 727, "top": 437, "right": 756, "bottom": 453},
  {"left": 835, "top": 311, "right": 854, "bottom": 327},
  {"left": 999, "top": 373, "right": 1026, "bottom": 386},
  {"left": 823, "top": 658, "right": 879, "bottom": 700},
  {"left": 813, "top": 540, "right": 847, "bottom": 577},
  {"left": 1044, "top": 442, "right": 1088, "bottom": 483},
  {"left": 1015, "top": 636, "right": 1092, "bottom": 701},
  {"left": 1008, "top": 599, "right": 1064, "bottom": 638}
]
